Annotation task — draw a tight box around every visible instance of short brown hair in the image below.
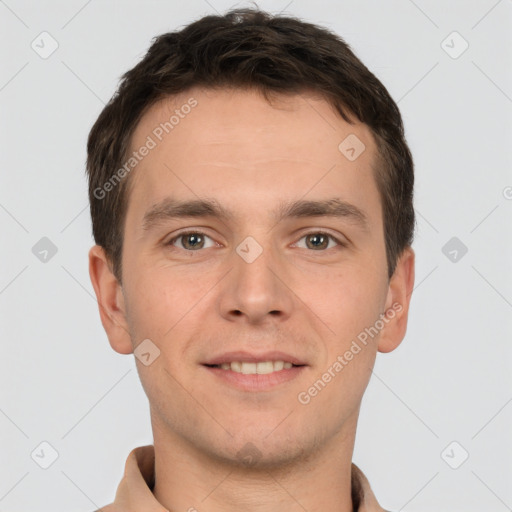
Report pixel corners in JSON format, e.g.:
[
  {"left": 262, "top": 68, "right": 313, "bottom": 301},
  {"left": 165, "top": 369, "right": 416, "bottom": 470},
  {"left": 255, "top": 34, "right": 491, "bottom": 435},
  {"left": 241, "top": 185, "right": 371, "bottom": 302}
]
[{"left": 86, "top": 7, "right": 414, "bottom": 283}]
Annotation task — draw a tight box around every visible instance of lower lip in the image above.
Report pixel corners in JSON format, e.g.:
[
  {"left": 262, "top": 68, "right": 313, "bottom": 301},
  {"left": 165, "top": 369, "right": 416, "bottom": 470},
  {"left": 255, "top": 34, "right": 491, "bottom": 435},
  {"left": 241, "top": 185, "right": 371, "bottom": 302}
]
[{"left": 202, "top": 365, "right": 307, "bottom": 392}]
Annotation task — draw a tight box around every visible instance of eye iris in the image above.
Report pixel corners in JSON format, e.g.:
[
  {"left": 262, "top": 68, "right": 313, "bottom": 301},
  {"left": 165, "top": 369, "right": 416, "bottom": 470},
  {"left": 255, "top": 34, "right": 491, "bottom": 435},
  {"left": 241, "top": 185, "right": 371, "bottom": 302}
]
[
  {"left": 306, "top": 233, "right": 328, "bottom": 250},
  {"left": 183, "top": 233, "right": 204, "bottom": 250}
]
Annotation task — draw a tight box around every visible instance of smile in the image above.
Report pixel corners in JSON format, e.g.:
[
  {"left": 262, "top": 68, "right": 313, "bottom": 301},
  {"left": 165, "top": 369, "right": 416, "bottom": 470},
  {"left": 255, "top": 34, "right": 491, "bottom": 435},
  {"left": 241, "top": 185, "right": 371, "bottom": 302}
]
[
  {"left": 207, "top": 360, "right": 297, "bottom": 374},
  {"left": 202, "top": 362, "right": 306, "bottom": 392}
]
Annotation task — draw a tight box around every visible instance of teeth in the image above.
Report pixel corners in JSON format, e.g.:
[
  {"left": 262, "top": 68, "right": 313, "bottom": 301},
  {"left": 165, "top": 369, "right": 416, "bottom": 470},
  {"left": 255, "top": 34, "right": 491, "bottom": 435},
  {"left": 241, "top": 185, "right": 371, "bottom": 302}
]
[
  {"left": 216, "top": 360, "right": 296, "bottom": 374},
  {"left": 241, "top": 362, "right": 257, "bottom": 374},
  {"left": 256, "top": 361, "right": 273, "bottom": 374},
  {"left": 273, "top": 360, "right": 284, "bottom": 371}
]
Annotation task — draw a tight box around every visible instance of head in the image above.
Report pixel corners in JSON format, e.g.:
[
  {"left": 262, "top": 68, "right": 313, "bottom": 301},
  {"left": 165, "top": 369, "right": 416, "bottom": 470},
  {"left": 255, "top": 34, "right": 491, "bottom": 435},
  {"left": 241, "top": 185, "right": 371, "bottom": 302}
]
[{"left": 88, "top": 8, "right": 415, "bottom": 468}]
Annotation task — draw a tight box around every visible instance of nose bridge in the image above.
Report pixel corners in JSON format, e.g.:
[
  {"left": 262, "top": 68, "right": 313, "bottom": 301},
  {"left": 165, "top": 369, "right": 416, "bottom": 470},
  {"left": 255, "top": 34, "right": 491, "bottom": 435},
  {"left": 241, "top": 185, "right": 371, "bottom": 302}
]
[{"left": 235, "top": 233, "right": 279, "bottom": 295}]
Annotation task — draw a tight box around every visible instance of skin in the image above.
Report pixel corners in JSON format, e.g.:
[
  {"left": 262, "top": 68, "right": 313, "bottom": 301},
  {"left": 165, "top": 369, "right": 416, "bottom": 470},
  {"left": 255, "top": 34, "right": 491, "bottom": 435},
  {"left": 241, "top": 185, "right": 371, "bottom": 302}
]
[{"left": 89, "top": 86, "right": 414, "bottom": 512}]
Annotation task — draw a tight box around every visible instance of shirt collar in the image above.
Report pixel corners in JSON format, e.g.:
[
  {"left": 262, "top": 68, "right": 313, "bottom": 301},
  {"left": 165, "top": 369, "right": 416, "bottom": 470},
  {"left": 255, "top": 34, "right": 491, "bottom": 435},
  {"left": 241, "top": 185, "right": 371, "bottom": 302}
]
[{"left": 102, "top": 444, "right": 387, "bottom": 512}]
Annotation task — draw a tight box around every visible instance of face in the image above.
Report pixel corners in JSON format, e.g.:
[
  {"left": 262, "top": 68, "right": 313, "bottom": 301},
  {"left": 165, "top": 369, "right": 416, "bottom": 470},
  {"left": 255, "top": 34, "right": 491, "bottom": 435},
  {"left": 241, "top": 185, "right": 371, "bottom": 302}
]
[{"left": 90, "top": 87, "right": 414, "bottom": 468}]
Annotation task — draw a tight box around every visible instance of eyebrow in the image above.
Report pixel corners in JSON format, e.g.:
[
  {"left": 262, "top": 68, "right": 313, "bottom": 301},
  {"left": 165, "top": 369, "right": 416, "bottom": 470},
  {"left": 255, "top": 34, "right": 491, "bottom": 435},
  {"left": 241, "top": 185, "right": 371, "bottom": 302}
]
[{"left": 141, "top": 197, "right": 369, "bottom": 232}]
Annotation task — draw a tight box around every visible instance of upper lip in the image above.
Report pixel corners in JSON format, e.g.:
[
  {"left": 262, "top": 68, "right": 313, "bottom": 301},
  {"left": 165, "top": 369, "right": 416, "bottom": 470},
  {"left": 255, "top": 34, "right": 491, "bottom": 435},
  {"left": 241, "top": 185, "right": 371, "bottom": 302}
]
[{"left": 202, "top": 351, "right": 307, "bottom": 366}]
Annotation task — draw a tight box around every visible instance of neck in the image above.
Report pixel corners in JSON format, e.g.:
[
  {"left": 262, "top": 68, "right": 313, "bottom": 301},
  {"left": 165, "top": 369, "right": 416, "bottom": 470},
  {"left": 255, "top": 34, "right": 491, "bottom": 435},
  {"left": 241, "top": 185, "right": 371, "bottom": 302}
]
[{"left": 151, "top": 415, "right": 359, "bottom": 512}]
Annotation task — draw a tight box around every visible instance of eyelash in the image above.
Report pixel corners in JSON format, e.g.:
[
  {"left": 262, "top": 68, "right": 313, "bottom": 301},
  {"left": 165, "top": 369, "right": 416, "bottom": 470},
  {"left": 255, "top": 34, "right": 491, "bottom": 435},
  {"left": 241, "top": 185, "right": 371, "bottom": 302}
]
[{"left": 166, "top": 230, "right": 345, "bottom": 251}]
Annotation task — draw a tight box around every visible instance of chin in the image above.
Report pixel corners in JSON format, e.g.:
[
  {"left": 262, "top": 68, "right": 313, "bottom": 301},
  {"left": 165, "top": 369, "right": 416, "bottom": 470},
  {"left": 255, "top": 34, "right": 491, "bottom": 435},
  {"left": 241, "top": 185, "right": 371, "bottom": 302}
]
[{"left": 203, "top": 428, "right": 315, "bottom": 471}]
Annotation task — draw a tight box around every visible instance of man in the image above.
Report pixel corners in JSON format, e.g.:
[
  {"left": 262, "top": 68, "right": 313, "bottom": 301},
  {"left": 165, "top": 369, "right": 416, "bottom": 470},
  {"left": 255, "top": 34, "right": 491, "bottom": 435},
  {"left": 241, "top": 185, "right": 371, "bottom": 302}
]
[{"left": 87, "top": 7, "right": 415, "bottom": 511}]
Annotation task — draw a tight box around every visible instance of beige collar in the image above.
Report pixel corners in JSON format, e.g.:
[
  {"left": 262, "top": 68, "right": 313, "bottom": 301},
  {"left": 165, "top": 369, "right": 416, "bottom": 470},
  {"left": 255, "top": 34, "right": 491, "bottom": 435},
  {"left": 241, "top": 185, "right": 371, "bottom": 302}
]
[{"left": 98, "top": 445, "right": 387, "bottom": 512}]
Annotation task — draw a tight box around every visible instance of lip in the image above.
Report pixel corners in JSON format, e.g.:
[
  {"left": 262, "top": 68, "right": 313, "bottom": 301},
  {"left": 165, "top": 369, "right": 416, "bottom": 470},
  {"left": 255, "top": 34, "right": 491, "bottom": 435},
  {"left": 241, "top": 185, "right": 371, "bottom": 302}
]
[
  {"left": 202, "top": 364, "right": 307, "bottom": 392},
  {"left": 202, "top": 350, "right": 307, "bottom": 366}
]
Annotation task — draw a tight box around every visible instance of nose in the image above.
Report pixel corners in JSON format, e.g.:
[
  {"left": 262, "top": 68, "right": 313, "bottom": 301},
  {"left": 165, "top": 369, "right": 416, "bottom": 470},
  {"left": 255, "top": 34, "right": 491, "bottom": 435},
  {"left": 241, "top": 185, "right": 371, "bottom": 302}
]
[{"left": 217, "top": 236, "right": 295, "bottom": 325}]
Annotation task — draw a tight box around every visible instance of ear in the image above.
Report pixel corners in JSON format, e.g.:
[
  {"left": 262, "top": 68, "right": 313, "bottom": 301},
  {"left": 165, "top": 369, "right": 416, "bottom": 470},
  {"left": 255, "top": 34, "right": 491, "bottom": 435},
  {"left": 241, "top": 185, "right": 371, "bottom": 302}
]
[
  {"left": 378, "top": 246, "right": 415, "bottom": 353},
  {"left": 88, "top": 245, "right": 133, "bottom": 355}
]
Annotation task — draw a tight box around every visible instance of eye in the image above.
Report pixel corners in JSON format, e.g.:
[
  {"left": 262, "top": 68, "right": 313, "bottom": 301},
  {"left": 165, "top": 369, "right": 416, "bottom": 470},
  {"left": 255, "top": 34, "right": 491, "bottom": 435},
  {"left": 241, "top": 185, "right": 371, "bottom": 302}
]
[
  {"left": 294, "top": 231, "right": 343, "bottom": 251},
  {"left": 166, "top": 230, "right": 344, "bottom": 252},
  {"left": 167, "top": 231, "right": 216, "bottom": 251}
]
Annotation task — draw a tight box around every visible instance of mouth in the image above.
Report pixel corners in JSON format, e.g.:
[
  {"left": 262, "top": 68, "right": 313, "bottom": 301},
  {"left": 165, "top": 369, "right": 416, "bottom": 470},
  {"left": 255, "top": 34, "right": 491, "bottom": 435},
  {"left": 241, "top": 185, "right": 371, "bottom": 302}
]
[
  {"left": 201, "top": 352, "right": 307, "bottom": 391},
  {"left": 204, "top": 360, "right": 305, "bottom": 375}
]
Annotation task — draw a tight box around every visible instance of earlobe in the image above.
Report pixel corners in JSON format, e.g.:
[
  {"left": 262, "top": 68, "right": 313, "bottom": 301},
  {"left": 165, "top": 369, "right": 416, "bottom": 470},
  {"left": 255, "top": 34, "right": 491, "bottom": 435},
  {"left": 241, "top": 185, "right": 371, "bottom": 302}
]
[
  {"left": 378, "top": 247, "right": 415, "bottom": 354},
  {"left": 88, "top": 245, "right": 133, "bottom": 355}
]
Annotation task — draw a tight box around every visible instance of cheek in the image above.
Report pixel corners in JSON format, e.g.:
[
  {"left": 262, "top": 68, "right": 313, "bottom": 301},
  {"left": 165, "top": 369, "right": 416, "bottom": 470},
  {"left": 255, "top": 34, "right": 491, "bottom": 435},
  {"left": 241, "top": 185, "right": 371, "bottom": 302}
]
[
  {"left": 302, "top": 263, "right": 386, "bottom": 337},
  {"left": 124, "top": 261, "right": 221, "bottom": 350},
  {"left": 300, "top": 274, "right": 380, "bottom": 410},
  {"left": 123, "top": 266, "right": 177, "bottom": 340}
]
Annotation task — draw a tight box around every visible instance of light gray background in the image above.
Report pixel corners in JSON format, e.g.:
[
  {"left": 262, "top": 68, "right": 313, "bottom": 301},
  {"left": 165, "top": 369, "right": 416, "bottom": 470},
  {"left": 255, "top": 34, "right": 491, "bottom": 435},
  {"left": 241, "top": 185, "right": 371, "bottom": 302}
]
[{"left": 1, "top": 1, "right": 511, "bottom": 511}]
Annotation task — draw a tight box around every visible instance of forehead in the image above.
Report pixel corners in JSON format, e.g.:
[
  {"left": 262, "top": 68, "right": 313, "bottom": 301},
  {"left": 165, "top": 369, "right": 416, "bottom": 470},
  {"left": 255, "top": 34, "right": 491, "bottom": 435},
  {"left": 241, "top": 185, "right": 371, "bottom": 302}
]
[
  {"left": 132, "top": 86, "right": 376, "bottom": 163},
  {"left": 125, "top": 87, "right": 380, "bottom": 227}
]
